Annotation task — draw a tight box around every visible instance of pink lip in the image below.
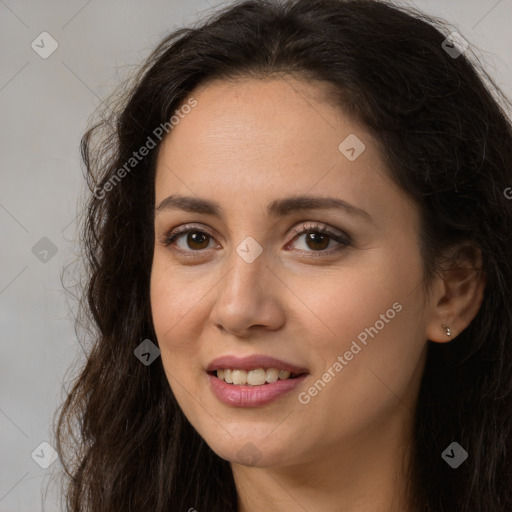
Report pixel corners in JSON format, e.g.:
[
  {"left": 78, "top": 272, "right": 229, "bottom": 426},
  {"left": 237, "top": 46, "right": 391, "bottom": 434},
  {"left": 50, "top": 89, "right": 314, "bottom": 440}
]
[
  {"left": 205, "top": 354, "right": 309, "bottom": 408},
  {"left": 207, "top": 373, "right": 308, "bottom": 407},
  {"left": 206, "top": 355, "right": 308, "bottom": 374}
]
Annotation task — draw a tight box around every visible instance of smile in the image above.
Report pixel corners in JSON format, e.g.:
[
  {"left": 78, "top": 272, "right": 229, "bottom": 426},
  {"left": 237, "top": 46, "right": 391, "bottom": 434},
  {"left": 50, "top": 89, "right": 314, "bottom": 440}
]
[
  {"left": 206, "top": 354, "right": 309, "bottom": 407},
  {"left": 212, "top": 368, "right": 302, "bottom": 386}
]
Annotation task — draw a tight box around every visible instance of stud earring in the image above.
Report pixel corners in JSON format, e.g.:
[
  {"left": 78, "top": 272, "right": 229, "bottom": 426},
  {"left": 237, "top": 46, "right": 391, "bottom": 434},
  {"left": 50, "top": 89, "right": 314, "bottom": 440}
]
[{"left": 441, "top": 324, "right": 452, "bottom": 337}]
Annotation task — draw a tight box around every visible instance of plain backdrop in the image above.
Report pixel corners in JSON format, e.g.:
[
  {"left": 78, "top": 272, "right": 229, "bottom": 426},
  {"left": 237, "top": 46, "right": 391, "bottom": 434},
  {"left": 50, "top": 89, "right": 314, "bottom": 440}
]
[{"left": 0, "top": 0, "right": 511, "bottom": 510}]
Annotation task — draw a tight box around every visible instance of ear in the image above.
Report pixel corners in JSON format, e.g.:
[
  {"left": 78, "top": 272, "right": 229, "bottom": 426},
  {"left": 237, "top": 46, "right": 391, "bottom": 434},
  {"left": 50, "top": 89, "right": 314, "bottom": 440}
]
[{"left": 425, "top": 244, "right": 486, "bottom": 343}]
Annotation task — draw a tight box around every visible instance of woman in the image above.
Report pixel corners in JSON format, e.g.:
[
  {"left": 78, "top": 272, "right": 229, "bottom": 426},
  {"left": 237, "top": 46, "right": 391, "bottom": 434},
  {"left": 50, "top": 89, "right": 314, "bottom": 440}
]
[{"left": 55, "top": 0, "right": 512, "bottom": 510}]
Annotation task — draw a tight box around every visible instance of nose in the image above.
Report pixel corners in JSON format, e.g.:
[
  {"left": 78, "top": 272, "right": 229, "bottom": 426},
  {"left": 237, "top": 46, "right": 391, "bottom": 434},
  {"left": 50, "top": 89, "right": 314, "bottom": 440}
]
[{"left": 209, "top": 247, "right": 286, "bottom": 338}]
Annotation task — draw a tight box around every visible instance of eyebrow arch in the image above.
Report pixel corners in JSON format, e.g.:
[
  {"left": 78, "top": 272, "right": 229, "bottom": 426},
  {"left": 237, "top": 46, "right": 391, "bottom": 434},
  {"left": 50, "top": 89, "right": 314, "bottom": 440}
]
[{"left": 154, "top": 194, "right": 373, "bottom": 222}]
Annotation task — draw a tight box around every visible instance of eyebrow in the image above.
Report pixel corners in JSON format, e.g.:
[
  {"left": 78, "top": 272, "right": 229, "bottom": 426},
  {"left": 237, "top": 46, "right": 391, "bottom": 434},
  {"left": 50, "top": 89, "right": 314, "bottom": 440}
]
[{"left": 155, "top": 194, "right": 373, "bottom": 223}]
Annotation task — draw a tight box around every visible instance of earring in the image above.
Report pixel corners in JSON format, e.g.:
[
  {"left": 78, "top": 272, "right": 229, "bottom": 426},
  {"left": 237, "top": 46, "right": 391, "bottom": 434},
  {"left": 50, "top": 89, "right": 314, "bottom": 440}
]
[{"left": 441, "top": 324, "right": 452, "bottom": 337}]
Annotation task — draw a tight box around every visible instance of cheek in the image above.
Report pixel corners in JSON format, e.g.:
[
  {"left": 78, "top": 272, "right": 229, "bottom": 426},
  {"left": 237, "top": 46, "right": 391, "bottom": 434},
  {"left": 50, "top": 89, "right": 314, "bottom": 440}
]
[
  {"left": 303, "top": 246, "right": 425, "bottom": 377},
  {"left": 306, "top": 242, "right": 424, "bottom": 355},
  {"left": 149, "top": 258, "right": 209, "bottom": 366},
  {"left": 299, "top": 249, "right": 427, "bottom": 428},
  {"left": 149, "top": 261, "right": 210, "bottom": 420}
]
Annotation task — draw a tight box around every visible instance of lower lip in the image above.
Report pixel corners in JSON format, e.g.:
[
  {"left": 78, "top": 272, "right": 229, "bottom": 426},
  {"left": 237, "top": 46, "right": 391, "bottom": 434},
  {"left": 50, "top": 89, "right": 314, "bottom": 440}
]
[{"left": 207, "top": 372, "right": 308, "bottom": 407}]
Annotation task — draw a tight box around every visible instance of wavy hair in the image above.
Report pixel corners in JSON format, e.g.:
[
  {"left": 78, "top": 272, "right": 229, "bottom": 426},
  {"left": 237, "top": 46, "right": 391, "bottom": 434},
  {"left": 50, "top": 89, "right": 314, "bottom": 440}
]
[{"left": 54, "top": 0, "right": 512, "bottom": 510}]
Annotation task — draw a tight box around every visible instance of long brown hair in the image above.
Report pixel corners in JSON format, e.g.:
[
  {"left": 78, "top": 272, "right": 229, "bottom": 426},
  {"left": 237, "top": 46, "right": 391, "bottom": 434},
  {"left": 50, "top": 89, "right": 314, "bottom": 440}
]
[{"left": 55, "top": 1, "right": 512, "bottom": 510}]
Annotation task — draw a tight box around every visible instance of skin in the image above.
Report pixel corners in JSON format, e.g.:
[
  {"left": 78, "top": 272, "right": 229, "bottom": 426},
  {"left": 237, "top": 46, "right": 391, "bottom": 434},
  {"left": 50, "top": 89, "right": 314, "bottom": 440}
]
[{"left": 150, "top": 76, "right": 485, "bottom": 512}]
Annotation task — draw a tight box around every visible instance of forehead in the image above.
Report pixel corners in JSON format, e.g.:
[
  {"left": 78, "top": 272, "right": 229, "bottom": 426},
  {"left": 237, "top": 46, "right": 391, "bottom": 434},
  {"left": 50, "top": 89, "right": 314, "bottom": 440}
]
[
  {"left": 156, "top": 76, "right": 370, "bottom": 184},
  {"left": 153, "top": 76, "right": 414, "bottom": 230}
]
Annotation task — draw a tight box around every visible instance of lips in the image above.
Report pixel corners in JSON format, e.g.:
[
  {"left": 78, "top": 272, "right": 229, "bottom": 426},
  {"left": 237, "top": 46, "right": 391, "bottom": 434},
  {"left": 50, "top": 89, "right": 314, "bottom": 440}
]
[
  {"left": 206, "top": 355, "right": 308, "bottom": 374},
  {"left": 206, "top": 355, "right": 309, "bottom": 407}
]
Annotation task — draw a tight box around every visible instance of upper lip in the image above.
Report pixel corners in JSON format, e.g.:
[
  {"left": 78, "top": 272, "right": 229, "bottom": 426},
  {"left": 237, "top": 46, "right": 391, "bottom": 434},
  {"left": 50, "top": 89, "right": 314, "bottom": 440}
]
[{"left": 206, "top": 355, "right": 308, "bottom": 374}]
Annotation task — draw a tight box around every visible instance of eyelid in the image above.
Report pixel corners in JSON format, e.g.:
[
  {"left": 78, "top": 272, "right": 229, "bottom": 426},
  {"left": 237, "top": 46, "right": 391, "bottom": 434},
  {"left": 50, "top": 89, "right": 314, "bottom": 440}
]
[
  {"left": 167, "top": 222, "right": 212, "bottom": 237},
  {"left": 284, "top": 221, "right": 351, "bottom": 255},
  {"left": 159, "top": 221, "right": 351, "bottom": 255},
  {"left": 159, "top": 222, "right": 218, "bottom": 248},
  {"left": 288, "top": 221, "right": 346, "bottom": 240}
]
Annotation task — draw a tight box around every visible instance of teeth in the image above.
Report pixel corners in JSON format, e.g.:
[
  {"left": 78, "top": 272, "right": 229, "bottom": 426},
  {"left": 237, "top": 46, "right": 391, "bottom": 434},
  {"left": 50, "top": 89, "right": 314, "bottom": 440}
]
[
  {"left": 232, "top": 369, "right": 247, "bottom": 385},
  {"left": 247, "top": 368, "right": 266, "bottom": 386},
  {"left": 215, "top": 367, "right": 298, "bottom": 385},
  {"left": 265, "top": 368, "right": 279, "bottom": 383},
  {"left": 278, "top": 370, "right": 291, "bottom": 380}
]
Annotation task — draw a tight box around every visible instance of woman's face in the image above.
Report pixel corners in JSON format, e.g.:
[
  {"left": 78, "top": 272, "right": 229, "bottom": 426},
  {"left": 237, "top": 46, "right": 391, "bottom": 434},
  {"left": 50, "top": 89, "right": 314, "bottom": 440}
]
[{"left": 150, "top": 76, "right": 431, "bottom": 468}]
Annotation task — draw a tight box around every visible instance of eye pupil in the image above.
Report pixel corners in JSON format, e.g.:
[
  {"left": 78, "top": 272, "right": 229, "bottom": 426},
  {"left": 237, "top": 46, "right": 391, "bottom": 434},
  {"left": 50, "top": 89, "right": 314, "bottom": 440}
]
[
  {"left": 306, "top": 232, "right": 330, "bottom": 251},
  {"left": 188, "top": 231, "right": 209, "bottom": 250},
  {"left": 165, "top": 224, "right": 347, "bottom": 256}
]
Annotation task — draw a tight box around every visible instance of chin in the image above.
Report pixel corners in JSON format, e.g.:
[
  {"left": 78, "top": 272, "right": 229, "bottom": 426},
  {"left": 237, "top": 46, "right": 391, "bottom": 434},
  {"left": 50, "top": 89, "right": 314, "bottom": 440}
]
[{"left": 202, "top": 430, "right": 296, "bottom": 468}]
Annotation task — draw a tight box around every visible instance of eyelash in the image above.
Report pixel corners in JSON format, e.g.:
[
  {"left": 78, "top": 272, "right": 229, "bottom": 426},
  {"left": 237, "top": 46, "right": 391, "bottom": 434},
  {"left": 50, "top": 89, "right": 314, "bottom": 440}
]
[{"left": 159, "top": 222, "right": 351, "bottom": 258}]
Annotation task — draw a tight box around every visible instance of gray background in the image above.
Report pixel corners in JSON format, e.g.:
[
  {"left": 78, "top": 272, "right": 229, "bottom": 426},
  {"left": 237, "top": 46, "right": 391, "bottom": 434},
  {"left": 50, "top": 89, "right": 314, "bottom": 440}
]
[{"left": 0, "top": 0, "right": 510, "bottom": 510}]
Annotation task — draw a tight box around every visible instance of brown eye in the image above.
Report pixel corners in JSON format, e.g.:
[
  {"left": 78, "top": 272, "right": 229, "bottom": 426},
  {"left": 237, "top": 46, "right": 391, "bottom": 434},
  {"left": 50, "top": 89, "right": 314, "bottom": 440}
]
[
  {"left": 184, "top": 231, "right": 211, "bottom": 250},
  {"left": 303, "top": 232, "right": 331, "bottom": 251},
  {"left": 162, "top": 228, "right": 216, "bottom": 252},
  {"left": 161, "top": 222, "right": 350, "bottom": 258},
  {"left": 288, "top": 223, "right": 350, "bottom": 255}
]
